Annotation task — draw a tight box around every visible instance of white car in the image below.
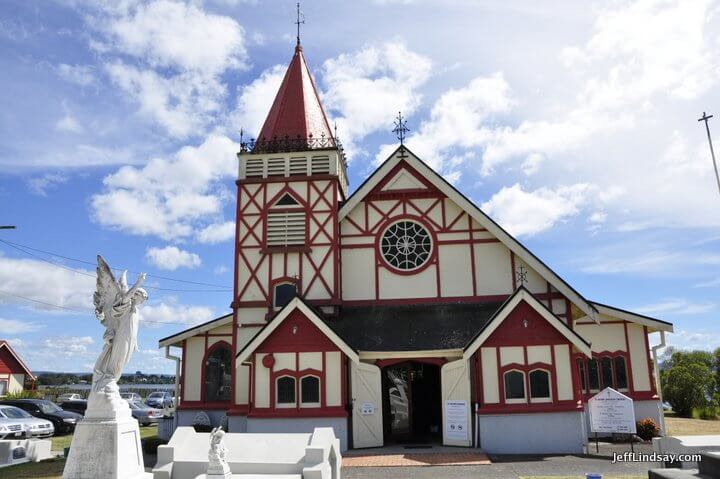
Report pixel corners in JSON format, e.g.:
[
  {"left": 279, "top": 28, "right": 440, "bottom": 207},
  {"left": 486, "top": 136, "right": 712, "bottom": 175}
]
[
  {"left": 0, "top": 405, "right": 54, "bottom": 438},
  {"left": 57, "top": 393, "right": 83, "bottom": 402},
  {"left": 0, "top": 417, "right": 25, "bottom": 440},
  {"left": 120, "top": 392, "right": 142, "bottom": 402}
]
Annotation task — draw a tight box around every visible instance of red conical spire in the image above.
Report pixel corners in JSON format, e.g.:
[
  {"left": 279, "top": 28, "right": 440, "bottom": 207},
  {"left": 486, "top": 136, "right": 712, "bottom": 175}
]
[{"left": 256, "top": 44, "right": 334, "bottom": 144}]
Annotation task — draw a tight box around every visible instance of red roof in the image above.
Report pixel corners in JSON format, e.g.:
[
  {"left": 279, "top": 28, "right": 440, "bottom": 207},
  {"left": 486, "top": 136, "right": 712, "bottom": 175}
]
[
  {"left": 0, "top": 340, "right": 35, "bottom": 379},
  {"left": 256, "top": 44, "right": 334, "bottom": 142}
]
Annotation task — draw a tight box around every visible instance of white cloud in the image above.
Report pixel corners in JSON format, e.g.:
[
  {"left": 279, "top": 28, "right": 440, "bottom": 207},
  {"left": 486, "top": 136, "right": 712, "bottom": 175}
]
[
  {"left": 91, "top": 134, "right": 237, "bottom": 240},
  {"left": 635, "top": 298, "right": 715, "bottom": 316},
  {"left": 228, "top": 65, "right": 285, "bottom": 136},
  {"left": 0, "top": 257, "right": 95, "bottom": 312},
  {"left": 0, "top": 318, "right": 43, "bottom": 334},
  {"left": 56, "top": 113, "right": 84, "bottom": 134},
  {"left": 146, "top": 246, "right": 201, "bottom": 271},
  {"left": 56, "top": 64, "right": 96, "bottom": 87},
  {"left": 322, "top": 41, "right": 432, "bottom": 158},
  {"left": 196, "top": 221, "right": 235, "bottom": 244},
  {"left": 139, "top": 301, "right": 214, "bottom": 328},
  {"left": 42, "top": 336, "right": 95, "bottom": 358},
  {"left": 668, "top": 329, "right": 720, "bottom": 350},
  {"left": 694, "top": 277, "right": 720, "bottom": 288},
  {"left": 27, "top": 173, "right": 68, "bottom": 196},
  {"left": 213, "top": 265, "right": 228, "bottom": 275},
  {"left": 481, "top": 183, "right": 594, "bottom": 237}
]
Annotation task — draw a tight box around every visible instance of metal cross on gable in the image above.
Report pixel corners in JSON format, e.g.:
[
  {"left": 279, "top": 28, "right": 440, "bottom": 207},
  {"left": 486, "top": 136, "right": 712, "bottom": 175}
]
[
  {"left": 295, "top": 2, "right": 305, "bottom": 46},
  {"left": 393, "top": 111, "right": 410, "bottom": 145},
  {"left": 516, "top": 265, "right": 528, "bottom": 288}
]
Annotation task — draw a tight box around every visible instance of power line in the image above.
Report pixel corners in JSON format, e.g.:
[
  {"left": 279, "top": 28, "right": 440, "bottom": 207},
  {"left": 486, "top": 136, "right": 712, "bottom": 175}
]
[
  {"left": 0, "top": 239, "right": 232, "bottom": 293},
  {"left": 0, "top": 290, "right": 200, "bottom": 326}
]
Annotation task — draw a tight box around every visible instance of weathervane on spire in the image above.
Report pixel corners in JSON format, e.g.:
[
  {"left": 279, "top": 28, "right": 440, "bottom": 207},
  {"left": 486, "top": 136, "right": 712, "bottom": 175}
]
[
  {"left": 698, "top": 111, "right": 720, "bottom": 196},
  {"left": 295, "top": 2, "right": 305, "bottom": 46},
  {"left": 393, "top": 111, "right": 409, "bottom": 145}
]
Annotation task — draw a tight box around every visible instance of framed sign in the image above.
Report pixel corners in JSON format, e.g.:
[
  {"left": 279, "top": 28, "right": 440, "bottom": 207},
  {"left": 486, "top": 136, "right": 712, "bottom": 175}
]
[
  {"left": 444, "top": 400, "right": 468, "bottom": 441},
  {"left": 588, "top": 387, "right": 636, "bottom": 434}
]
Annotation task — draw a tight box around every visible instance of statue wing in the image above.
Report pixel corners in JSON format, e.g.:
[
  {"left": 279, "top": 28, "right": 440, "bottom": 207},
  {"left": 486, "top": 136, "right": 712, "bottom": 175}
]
[{"left": 94, "top": 255, "right": 120, "bottom": 326}]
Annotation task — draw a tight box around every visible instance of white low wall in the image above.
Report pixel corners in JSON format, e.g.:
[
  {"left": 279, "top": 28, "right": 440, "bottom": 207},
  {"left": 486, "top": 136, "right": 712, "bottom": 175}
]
[
  {"left": 247, "top": 417, "right": 348, "bottom": 452},
  {"left": 478, "top": 411, "right": 586, "bottom": 454}
]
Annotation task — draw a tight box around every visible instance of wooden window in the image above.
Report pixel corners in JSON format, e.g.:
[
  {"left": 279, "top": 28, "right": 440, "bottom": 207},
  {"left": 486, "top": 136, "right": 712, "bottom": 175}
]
[
  {"left": 529, "top": 369, "right": 551, "bottom": 401},
  {"left": 504, "top": 370, "right": 525, "bottom": 402},
  {"left": 300, "top": 376, "right": 320, "bottom": 405},
  {"left": 276, "top": 376, "right": 296, "bottom": 405},
  {"left": 587, "top": 358, "right": 600, "bottom": 391},
  {"left": 266, "top": 211, "right": 306, "bottom": 247},
  {"left": 273, "top": 283, "right": 297, "bottom": 309},
  {"left": 577, "top": 358, "right": 587, "bottom": 392},
  {"left": 204, "top": 345, "right": 231, "bottom": 402},
  {"left": 601, "top": 357, "right": 614, "bottom": 389},
  {"left": 614, "top": 356, "right": 628, "bottom": 390}
]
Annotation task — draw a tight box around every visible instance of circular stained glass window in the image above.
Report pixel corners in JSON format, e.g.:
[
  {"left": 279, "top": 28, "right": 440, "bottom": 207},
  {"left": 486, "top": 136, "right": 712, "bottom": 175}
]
[{"left": 380, "top": 220, "right": 433, "bottom": 271}]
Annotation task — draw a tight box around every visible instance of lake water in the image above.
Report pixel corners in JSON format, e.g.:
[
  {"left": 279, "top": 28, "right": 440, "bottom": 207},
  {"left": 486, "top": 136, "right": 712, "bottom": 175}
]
[{"left": 42, "top": 383, "right": 175, "bottom": 391}]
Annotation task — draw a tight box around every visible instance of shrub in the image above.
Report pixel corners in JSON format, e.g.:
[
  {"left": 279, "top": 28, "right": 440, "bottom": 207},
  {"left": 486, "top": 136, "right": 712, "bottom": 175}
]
[
  {"left": 636, "top": 417, "right": 660, "bottom": 441},
  {"left": 663, "top": 361, "right": 715, "bottom": 417},
  {"left": 3, "top": 389, "right": 41, "bottom": 399},
  {"left": 696, "top": 406, "right": 719, "bottom": 420}
]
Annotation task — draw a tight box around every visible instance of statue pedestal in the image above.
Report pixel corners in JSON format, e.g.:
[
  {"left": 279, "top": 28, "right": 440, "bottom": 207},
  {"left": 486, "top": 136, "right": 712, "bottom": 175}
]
[
  {"left": 207, "top": 461, "right": 232, "bottom": 478},
  {"left": 63, "top": 415, "right": 151, "bottom": 479}
]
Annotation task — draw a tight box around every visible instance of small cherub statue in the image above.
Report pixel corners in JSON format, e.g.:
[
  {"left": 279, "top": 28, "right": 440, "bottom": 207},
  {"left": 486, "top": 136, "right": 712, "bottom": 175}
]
[{"left": 207, "top": 426, "right": 231, "bottom": 478}]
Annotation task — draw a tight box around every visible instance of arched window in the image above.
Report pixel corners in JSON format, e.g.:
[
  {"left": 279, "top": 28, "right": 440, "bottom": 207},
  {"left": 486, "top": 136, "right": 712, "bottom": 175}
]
[
  {"left": 529, "top": 369, "right": 551, "bottom": 401},
  {"left": 601, "top": 357, "right": 614, "bottom": 389},
  {"left": 587, "top": 358, "right": 600, "bottom": 391},
  {"left": 204, "top": 344, "right": 231, "bottom": 402},
  {"left": 614, "top": 356, "right": 628, "bottom": 390},
  {"left": 273, "top": 282, "right": 297, "bottom": 309},
  {"left": 300, "top": 376, "right": 320, "bottom": 405},
  {"left": 276, "top": 376, "right": 296, "bottom": 405},
  {"left": 504, "top": 370, "right": 525, "bottom": 402}
]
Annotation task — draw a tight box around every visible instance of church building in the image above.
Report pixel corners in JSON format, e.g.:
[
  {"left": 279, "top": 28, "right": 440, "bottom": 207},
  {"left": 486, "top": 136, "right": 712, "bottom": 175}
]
[{"left": 159, "top": 39, "right": 673, "bottom": 454}]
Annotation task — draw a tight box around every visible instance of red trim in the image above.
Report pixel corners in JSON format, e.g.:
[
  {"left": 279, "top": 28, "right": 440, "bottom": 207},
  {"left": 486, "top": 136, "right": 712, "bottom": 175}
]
[
  {"left": 178, "top": 401, "right": 234, "bottom": 410},
  {"left": 374, "top": 215, "right": 439, "bottom": 276},
  {"left": 248, "top": 407, "right": 348, "bottom": 418},
  {"left": 0, "top": 342, "right": 34, "bottom": 379},
  {"left": 226, "top": 405, "right": 250, "bottom": 416},
  {"left": 200, "top": 340, "right": 233, "bottom": 404},
  {"left": 477, "top": 400, "right": 583, "bottom": 415}
]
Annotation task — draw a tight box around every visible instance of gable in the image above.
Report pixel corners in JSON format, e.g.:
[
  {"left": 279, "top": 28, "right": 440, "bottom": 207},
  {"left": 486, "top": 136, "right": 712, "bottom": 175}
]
[
  {"left": 340, "top": 146, "right": 598, "bottom": 321},
  {"left": 0, "top": 343, "right": 33, "bottom": 377},
  {"left": 483, "top": 300, "right": 570, "bottom": 347},
  {"left": 377, "top": 162, "right": 432, "bottom": 192},
  {"left": 256, "top": 309, "right": 340, "bottom": 352}
]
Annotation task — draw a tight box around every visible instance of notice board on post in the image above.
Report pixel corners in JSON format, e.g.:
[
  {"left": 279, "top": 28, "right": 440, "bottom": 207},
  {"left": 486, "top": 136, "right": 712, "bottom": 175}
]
[{"left": 588, "top": 387, "right": 636, "bottom": 434}]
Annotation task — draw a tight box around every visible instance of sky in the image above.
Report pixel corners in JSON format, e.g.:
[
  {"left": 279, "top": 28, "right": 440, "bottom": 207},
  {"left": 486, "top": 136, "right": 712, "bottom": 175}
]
[{"left": 1, "top": 0, "right": 719, "bottom": 374}]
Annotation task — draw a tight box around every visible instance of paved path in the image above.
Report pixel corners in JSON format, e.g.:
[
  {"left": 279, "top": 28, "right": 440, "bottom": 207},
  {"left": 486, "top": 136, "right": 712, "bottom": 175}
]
[{"left": 344, "top": 442, "right": 656, "bottom": 478}]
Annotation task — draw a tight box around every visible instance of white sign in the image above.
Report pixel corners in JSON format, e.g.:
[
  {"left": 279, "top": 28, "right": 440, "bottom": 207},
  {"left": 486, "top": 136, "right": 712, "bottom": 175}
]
[
  {"left": 360, "top": 402, "right": 375, "bottom": 415},
  {"left": 444, "top": 400, "right": 468, "bottom": 441},
  {"left": 588, "top": 387, "right": 636, "bottom": 434}
]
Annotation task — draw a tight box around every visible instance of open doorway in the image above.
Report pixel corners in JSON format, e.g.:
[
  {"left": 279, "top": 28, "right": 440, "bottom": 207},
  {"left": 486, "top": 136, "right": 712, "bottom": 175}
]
[{"left": 382, "top": 361, "right": 442, "bottom": 444}]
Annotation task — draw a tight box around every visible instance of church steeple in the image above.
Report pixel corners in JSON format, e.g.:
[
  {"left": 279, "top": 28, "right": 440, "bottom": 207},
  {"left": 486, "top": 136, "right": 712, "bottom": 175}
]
[{"left": 253, "top": 44, "right": 335, "bottom": 152}]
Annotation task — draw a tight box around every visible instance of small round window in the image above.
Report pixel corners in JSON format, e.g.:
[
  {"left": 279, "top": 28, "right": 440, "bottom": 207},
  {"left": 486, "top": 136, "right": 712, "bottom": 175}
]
[{"left": 380, "top": 220, "right": 433, "bottom": 271}]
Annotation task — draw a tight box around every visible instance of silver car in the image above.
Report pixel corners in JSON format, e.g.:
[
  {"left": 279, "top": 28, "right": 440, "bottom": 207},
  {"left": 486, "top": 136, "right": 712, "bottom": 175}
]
[
  {"left": 126, "top": 400, "right": 163, "bottom": 426},
  {"left": 0, "top": 417, "right": 25, "bottom": 439},
  {"left": 120, "top": 392, "right": 142, "bottom": 402},
  {"left": 0, "top": 405, "right": 54, "bottom": 438}
]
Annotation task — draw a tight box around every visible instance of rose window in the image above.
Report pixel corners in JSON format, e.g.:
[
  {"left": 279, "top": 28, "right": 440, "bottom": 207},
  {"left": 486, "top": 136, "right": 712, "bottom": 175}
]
[{"left": 380, "top": 221, "right": 432, "bottom": 271}]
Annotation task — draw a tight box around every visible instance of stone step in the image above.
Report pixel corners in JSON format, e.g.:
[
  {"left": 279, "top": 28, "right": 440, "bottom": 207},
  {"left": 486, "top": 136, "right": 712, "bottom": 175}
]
[
  {"left": 699, "top": 451, "right": 720, "bottom": 478},
  {"left": 648, "top": 468, "right": 713, "bottom": 479}
]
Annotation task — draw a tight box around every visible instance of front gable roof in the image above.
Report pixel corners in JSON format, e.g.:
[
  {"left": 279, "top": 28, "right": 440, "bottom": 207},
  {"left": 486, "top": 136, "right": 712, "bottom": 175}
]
[
  {"left": 463, "top": 287, "right": 592, "bottom": 360},
  {"left": 0, "top": 340, "right": 35, "bottom": 379},
  {"left": 158, "top": 313, "right": 233, "bottom": 348},
  {"left": 236, "top": 297, "right": 359, "bottom": 365},
  {"left": 340, "top": 146, "right": 598, "bottom": 321}
]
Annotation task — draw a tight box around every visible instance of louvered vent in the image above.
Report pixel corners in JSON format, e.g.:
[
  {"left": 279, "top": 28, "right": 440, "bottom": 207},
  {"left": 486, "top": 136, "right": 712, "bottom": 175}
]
[
  {"left": 245, "top": 158, "right": 264, "bottom": 177},
  {"left": 289, "top": 157, "right": 308, "bottom": 175},
  {"left": 267, "top": 211, "right": 306, "bottom": 247},
  {"left": 267, "top": 158, "right": 286, "bottom": 176},
  {"left": 311, "top": 156, "right": 330, "bottom": 174}
]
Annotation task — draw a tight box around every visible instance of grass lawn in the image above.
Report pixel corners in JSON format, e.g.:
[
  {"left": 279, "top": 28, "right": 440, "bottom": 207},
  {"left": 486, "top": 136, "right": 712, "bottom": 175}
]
[
  {"left": 2, "top": 425, "right": 159, "bottom": 479},
  {"left": 665, "top": 415, "right": 720, "bottom": 436}
]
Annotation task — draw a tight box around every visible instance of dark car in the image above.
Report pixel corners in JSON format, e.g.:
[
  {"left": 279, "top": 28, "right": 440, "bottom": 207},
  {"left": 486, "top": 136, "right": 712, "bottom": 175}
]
[
  {"left": 0, "top": 399, "right": 82, "bottom": 434},
  {"left": 58, "top": 399, "right": 87, "bottom": 416},
  {"left": 145, "top": 391, "right": 173, "bottom": 409}
]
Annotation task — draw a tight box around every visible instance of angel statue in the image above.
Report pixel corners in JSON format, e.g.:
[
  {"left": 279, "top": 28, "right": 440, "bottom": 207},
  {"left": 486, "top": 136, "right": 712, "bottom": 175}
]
[
  {"left": 87, "top": 255, "right": 148, "bottom": 416},
  {"left": 207, "top": 426, "right": 231, "bottom": 477}
]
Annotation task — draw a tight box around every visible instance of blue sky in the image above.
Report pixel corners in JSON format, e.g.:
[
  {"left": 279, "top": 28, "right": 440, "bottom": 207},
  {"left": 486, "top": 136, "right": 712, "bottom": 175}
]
[{"left": 1, "top": 0, "right": 719, "bottom": 374}]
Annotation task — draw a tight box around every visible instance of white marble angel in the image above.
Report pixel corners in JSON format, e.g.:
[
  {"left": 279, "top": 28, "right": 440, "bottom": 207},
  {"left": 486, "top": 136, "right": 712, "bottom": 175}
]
[
  {"left": 89, "top": 255, "right": 148, "bottom": 412},
  {"left": 207, "top": 426, "right": 231, "bottom": 477}
]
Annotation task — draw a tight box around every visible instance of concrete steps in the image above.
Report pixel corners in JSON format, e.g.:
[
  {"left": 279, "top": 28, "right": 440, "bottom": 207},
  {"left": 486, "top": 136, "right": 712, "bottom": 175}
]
[{"left": 648, "top": 451, "right": 720, "bottom": 479}]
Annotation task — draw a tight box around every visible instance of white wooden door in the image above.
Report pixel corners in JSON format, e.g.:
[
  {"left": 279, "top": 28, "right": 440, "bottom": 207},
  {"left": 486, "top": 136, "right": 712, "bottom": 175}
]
[
  {"left": 351, "top": 361, "right": 384, "bottom": 448},
  {"left": 441, "top": 358, "right": 472, "bottom": 447}
]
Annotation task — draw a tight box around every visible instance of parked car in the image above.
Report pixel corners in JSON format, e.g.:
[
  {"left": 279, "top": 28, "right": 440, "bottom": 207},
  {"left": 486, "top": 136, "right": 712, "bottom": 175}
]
[
  {"left": 120, "top": 392, "right": 142, "bottom": 402},
  {"left": 57, "top": 393, "right": 83, "bottom": 402},
  {"left": 0, "top": 417, "right": 25, "bottom": 440},
  {"left": 0, "top": 405, "right": 54, "bottom": 438},
  {"left": 58, "top": 399, "right": 87, "bottom": 416},
  {"left": 0, "top": 399, "right": 82, "bottom": 434},
  {"left": 145, "top": 391, "right": 173, "bottom": 408},
  {"left": 126, "top": 400, "right": 163, "bottom": 426}
]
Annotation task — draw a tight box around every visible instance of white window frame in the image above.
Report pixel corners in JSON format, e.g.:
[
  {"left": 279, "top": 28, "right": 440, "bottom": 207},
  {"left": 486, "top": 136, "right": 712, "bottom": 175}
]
[
  {"left": 299, "top": 375, "right": 321, "bottom": 408},
  {"left": 528, "top": 368, "right": 552, "bottom": 403},
  {"left": 503, "top": 369, "right": 526, "bottom": 404},
  {"left": 275, "top": 375, "right": 296, "bottom": 408}
]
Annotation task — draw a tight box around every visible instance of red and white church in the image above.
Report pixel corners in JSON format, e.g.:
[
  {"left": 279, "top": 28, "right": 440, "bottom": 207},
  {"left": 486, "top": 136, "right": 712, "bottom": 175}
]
[{"left": 159, "top": 40, "right": 673, "bottom": 454}]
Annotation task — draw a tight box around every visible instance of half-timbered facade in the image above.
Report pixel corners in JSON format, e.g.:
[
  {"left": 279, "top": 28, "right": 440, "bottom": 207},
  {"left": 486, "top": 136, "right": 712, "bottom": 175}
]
[{"left": 159, "top": 41, "right": 673, "bottom": 454}]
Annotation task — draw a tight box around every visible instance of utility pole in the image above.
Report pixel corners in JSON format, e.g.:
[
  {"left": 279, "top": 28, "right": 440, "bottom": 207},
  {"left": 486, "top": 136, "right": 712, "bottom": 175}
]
[{"left": 698, "top": 112, "right": 720, "bottom": 196}]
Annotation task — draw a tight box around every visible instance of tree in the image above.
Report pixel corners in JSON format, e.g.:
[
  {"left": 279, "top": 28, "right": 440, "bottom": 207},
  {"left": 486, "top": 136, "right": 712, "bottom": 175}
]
[{"left": 663, "top": 360, "right": 715, "bottom": 417}]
